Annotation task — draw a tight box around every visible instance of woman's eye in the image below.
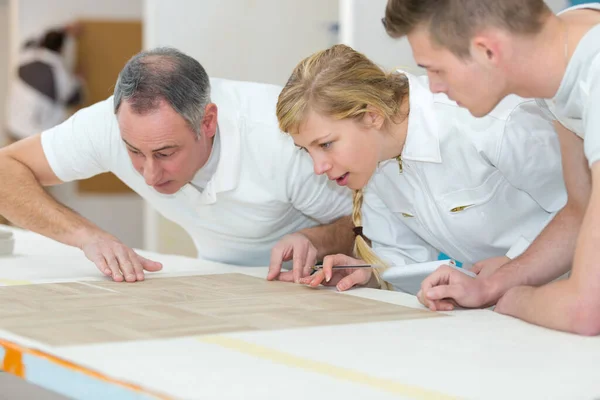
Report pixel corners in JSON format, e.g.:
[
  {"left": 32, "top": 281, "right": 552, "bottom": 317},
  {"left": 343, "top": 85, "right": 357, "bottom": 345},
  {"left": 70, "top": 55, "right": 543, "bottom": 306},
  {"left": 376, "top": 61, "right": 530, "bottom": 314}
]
[{"left": 320, "top": 142, "right": 332, "bottom": 149}]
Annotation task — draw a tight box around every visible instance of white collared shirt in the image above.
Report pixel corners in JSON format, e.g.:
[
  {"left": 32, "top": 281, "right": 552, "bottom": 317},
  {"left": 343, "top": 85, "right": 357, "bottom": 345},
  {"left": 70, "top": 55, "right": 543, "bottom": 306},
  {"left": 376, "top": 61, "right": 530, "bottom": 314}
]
[
  {"left": 536, "top": 2, "right": 600, "bottom": 167},
  {"left": 41, "top": 78, "right": 352, "bottom": 266},
  {"left": 363, "top": 73, "right": 567, "bottom": 266},
  {"left": 190, "top": 127, "right": 220, "bottom": 192}
]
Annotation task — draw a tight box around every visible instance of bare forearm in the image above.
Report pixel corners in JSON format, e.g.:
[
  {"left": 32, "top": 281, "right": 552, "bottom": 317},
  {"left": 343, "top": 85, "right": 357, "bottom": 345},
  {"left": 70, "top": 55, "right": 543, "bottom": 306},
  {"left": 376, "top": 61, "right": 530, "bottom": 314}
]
[
  {"left": 300, "top": 215, "right": 354, "bottom": 260},
  {"left": 0, "top": 157, "right": 111, "bottom": 248},
  {"left": 496, "top": 280, "right": 598, "bottom": 335},
  {"left": 493, "top": 206, "right": 580, "bottom": 288},
  {"left": 486, "top": 204, "right": 582, "bottom": 301}
]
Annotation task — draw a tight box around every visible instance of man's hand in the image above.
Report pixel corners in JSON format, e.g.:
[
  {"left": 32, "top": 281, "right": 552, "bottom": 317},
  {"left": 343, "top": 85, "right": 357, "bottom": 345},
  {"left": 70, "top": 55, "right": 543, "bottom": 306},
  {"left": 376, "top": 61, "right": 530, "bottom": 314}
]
[
  {"left": 300, "top": 254, "right": 376, "bottom": 291},
  {"left": 267, "top": 233, "right": 317, "bottom": 283},
  {"left": 417, "top": 265, "right": 496, "bottom": 311},
  {"left": 471, "top": 255, "right": 510, "bottom": 278},
  {"left": 81, "top": 235, "right": 163, "bottom": 282}
]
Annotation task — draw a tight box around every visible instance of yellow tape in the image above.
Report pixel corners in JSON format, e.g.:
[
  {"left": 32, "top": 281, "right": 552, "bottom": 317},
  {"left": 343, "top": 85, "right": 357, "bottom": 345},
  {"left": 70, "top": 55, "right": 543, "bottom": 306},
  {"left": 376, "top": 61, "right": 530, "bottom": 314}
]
[
  {"left": 199, "top": 336, "right": 461, "bottom": 400},
  {"left": 0, "top": 279, "right": 32, "bottom": 286}
]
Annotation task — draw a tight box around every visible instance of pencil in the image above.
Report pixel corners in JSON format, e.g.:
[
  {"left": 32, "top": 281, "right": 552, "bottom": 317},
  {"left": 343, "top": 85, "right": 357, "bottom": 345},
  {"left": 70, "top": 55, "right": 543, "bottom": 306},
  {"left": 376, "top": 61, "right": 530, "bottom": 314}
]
[{"left": 311, "top": 264, "right": 383, "bottom": 271}]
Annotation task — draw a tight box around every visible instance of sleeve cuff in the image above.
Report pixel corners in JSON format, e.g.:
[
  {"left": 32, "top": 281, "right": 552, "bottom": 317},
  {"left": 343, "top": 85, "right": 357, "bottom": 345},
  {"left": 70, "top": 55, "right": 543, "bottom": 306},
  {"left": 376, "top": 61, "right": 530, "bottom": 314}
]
[{"left": 505, "top": 236, "right": 531, "bottom": 259}]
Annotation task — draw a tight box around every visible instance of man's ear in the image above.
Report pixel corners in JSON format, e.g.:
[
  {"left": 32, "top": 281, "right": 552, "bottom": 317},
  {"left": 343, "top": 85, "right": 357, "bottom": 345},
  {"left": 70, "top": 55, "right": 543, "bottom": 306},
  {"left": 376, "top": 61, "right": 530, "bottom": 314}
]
[
  {"left": 471, "top": 30, "right": 504, "bottom": 66},
  {"left": 200, "top": 103, "right": 218, "bottom": 138}
]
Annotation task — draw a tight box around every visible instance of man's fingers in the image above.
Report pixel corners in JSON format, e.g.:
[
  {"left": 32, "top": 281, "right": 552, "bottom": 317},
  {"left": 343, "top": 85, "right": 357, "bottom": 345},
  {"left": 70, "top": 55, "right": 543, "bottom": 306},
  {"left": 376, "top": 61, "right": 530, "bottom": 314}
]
[
  {"left": 129, "top": 252, "right": 146, "bottom": 281},
  {"left": 420, "top": 265, "right": 455, "bottom": 293},
  {"left": 115, "top": 251, "right": 137, "bottom": 282},
  {"left": 417, "top": 289, "right": 427, "bottom": 307},
  {"left": 426, "top": 283, "right": 465, "bottom": 302},
  {"left": 430, "top": 299, "right": 456, "bottom": 312},
  {"left": 470, "top": 263, "right": 484, "bottom": 274},
  {"left": 91, "top": 253, "right": 112, "bottom": 277},
  {"left": 105, "top": 255, "right": 123, "bottom": 282},
  {"left": 139, "top": 255, "right": 163, "bottom": 272}
]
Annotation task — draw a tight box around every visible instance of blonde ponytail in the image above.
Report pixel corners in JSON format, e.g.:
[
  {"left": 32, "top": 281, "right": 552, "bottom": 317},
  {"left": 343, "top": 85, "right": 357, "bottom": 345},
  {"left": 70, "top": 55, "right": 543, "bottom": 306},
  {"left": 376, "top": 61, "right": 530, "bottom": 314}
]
[{"left": 352, "top": 190, "right": 394, "bottom": 291}]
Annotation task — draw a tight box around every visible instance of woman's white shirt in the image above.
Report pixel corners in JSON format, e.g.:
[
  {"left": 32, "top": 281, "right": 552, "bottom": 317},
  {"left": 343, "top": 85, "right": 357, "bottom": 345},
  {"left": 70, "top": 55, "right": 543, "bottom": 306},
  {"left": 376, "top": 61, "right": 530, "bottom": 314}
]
[{"left": 363, "top": 73, "right": 567, "bottom": 266}]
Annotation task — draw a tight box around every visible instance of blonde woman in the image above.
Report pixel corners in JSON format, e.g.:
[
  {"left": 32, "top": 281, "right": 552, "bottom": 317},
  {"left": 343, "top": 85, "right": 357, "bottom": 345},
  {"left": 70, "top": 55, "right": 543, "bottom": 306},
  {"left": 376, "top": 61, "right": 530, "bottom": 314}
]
[{"left": 274, "top": 44, "right": 567, "bottom": 297}]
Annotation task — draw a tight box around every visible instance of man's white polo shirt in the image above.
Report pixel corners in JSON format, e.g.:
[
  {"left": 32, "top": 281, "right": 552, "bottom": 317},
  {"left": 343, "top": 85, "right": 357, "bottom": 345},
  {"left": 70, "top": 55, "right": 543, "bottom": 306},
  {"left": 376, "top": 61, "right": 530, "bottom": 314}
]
[{"left": 41, "top": 78, "right": 352, "bottom": 266}]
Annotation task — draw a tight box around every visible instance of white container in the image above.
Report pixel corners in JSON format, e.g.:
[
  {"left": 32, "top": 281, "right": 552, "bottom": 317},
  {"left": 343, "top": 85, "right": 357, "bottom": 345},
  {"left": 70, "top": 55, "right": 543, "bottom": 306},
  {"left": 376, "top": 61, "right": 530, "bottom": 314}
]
[{"left": 381, "top": 260, "right": 475, "bottom": 295}]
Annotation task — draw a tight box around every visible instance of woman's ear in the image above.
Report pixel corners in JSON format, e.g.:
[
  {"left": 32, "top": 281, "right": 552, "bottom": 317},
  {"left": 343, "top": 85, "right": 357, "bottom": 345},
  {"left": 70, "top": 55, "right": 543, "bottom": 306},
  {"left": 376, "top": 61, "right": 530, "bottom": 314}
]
[{"left": 363, "top": 108, "right": 385, "bottom": 130}]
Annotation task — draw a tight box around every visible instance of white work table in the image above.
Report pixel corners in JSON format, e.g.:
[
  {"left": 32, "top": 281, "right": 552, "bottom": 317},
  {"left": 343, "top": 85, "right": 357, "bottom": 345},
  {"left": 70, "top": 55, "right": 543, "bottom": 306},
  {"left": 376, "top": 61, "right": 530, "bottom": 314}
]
[{"left": 0, "top": 227, "right": 599, "bottom": 400}]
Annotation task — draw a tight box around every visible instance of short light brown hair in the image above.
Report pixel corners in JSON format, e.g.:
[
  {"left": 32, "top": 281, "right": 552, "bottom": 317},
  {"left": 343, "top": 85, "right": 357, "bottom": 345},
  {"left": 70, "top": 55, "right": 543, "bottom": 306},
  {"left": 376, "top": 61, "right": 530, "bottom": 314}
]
[{"left": 383, "top": 0, "right": 552, "bottom": 57}]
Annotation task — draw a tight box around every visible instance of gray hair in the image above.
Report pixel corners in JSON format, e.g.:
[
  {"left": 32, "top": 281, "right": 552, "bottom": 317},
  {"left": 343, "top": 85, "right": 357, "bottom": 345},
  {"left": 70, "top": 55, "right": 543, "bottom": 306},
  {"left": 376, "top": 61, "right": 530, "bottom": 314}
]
[{"left": 113, "top": 47, "right": 211, "bottom": 136}]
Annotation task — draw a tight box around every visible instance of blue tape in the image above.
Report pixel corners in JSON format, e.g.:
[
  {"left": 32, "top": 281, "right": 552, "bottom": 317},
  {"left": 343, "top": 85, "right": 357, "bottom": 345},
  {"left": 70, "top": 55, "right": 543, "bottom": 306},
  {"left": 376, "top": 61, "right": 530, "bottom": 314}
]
[
  {"left": 23, "top": 353, "right": 156, "bottom": 400},
  {"left": 437, "top": 253, "right": 463, "bottom": 268}
]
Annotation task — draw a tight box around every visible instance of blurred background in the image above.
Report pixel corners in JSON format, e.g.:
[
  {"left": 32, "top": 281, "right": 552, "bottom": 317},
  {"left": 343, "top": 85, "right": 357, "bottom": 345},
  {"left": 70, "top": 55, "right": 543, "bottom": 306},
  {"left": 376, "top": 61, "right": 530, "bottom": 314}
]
[{"left": 0, "top": 0, "right": 577, "bottom": 257}]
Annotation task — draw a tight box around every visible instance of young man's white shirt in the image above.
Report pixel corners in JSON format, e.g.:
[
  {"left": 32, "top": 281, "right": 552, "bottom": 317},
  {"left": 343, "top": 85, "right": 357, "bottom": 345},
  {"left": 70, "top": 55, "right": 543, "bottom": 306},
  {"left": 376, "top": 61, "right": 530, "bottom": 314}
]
[
  {"left": 41, "top": 78, "right": 352, "bottom": 266},
  {"left": 536, "top": 3, "right": 600, "bottom": 167},
  {"left": 363, "top": 72, "right": 567, "bottom": 267}
]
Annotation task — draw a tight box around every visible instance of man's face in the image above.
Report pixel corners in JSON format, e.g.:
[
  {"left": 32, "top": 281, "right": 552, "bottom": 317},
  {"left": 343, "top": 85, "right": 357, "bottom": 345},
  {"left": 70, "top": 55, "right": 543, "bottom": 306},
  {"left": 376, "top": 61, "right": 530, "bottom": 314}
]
[
  {"left": 117, "top": 100, "right": 217, "bottom": 194},
  {"left": 407, "top": 26, "right": 507, "bottom": 117}
]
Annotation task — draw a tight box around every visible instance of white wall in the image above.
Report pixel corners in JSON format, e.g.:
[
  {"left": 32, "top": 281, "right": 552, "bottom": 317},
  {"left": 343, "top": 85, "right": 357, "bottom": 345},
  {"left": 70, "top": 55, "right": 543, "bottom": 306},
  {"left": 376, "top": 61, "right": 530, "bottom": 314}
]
[
  {"left": 340, "top": 0, "right": 570, "bottom": 76},
  {"left": 144, "top": 0, "right": 338, "bottom": 85},
  {"left": 340, "top": 0, "right": 422, "bottom": 74},
  {"left": 8, "top": 0, "right": 145, "bottom": 249}
]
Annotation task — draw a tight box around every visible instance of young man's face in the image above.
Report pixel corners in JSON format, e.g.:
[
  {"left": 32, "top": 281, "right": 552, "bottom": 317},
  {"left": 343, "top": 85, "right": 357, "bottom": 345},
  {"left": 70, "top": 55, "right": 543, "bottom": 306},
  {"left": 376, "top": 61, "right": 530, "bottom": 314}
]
[{"left": 407, "top": 26, "right": 508, "bottom": 117}]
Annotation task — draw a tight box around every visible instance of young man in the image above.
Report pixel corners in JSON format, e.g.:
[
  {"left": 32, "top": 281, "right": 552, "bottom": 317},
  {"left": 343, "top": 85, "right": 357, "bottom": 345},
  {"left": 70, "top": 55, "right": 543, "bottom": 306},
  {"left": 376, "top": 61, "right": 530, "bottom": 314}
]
[
  {"left": 382, "top": 0, "right": 600, "bottom": 335},
  {"left": 0, "top": 47, "right": 353, "bottom": 284}
]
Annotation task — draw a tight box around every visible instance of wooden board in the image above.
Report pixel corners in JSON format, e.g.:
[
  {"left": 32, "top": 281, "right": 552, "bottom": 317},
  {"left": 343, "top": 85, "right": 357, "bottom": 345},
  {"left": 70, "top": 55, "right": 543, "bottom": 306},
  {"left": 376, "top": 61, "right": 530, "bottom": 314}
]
[
  {"left": 0, "top": 274, "right": 440, "bottom": 346},
  {"left": 74, "top": 20, "right": 142, "bottom": 194}
]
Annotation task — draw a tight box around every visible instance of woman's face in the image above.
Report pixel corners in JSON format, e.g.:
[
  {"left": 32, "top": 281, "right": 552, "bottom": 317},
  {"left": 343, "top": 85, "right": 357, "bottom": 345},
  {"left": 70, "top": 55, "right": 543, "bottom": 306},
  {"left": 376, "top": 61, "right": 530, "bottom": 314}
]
[{"left": 293, "top": 109, "right": 383, "bottom": 190}]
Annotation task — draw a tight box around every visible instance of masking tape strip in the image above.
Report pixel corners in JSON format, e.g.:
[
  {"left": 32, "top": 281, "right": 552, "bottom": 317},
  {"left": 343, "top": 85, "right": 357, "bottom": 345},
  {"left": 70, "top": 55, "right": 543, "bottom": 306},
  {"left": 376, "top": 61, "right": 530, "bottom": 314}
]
[
  {"left": 199, "top": 335, "right": 461, "bottom": 400},
  {"left": 0, "top": 279, "right": 33, "bottom": 286}
]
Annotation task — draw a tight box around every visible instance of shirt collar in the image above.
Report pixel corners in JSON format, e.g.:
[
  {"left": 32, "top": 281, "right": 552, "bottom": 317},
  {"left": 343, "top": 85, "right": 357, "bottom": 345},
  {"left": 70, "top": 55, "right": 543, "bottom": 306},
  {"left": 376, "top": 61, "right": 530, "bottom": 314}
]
[
  {"left": 181, "top": 108, "right": 241, "bottom": 205},
  {"left": 190, "top": 126, "right": 221, "bottom": 191},
  {"left": 210, "top": 112, "right": 241, "bottom": 193},
  {"left": 401, "top": 71, "right": 442, "bottom": 164}
]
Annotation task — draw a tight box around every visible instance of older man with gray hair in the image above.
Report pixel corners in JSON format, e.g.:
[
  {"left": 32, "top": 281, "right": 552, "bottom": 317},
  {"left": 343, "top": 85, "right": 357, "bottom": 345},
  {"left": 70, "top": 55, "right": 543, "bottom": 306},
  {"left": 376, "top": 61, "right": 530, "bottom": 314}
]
[{"left": 0, "top": 47, "right": 353, "bottom": 283}]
